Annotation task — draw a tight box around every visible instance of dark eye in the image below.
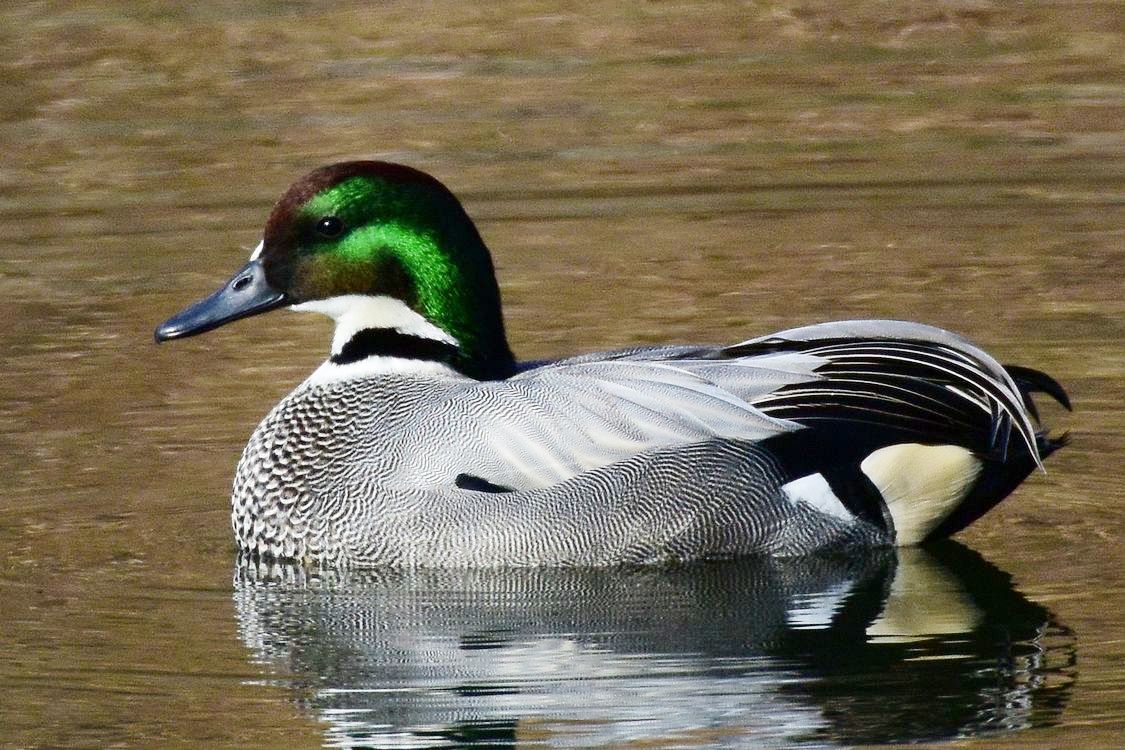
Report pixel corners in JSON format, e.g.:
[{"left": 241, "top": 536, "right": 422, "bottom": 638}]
[{"left": 315, "top": 216, "right": 344, "bottom": 238}]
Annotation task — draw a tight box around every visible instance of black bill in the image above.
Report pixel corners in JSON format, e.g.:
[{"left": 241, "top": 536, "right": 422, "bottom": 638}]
[{"left": 154, "top": 258, "right": 288, "bottom": 342}]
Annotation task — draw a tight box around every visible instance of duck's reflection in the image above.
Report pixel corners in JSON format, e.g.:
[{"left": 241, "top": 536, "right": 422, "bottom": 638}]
[{"left": 234, "top": 542, "right": 1073, "bottom": 749}]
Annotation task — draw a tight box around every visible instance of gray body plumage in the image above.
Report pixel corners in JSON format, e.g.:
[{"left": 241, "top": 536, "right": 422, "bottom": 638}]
[{"left": 232, "top": 320, "right": 1062, "bottom": 567}]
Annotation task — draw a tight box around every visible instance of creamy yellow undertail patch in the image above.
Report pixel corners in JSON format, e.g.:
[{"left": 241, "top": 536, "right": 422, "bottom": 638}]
[{"left": 860, "top": 443, "right": 983, "bottom": 545}]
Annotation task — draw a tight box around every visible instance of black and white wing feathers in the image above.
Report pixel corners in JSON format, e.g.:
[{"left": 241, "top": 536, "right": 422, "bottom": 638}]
[{"left": 726, "top": 320, "right": 1059, "bottom": 468}]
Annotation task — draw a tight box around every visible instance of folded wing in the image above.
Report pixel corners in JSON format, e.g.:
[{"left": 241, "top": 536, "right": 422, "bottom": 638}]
[
  {"left": 385, "top": 355, "right": 810, "bottom": 490},
  {"left": 384, "top": 320, "right": 1063, "bottom": 506}
]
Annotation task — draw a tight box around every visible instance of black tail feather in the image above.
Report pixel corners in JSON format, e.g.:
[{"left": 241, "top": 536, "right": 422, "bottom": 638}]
[
  {"left": 1004, "top": 364, "right": 1073, "bottom": 419},
  {"left": 1038, "top": 429, "right": 1071, "bottom": 460}
]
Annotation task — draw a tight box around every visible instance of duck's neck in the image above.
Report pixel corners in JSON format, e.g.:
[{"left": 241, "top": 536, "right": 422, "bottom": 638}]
[
  {"left": 411, "top": 214, "right": 516, "bottom": 379},
  {"left": 330, "top": 327, "right": 459, "bottom": 367},
  {"left": 293, "top": 295, "right": 512, "bottom": 381}
]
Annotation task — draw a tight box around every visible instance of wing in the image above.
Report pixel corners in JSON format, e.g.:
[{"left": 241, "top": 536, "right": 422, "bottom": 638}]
[
  {"left": 726, "top": 319, "right": 1048, "bottom": 465},
  {"left": 380, "top": 355, "right": 813, "bottom": 491},
  {"left": 382, "top": 319, "right": 1064, "bottom": 502}
]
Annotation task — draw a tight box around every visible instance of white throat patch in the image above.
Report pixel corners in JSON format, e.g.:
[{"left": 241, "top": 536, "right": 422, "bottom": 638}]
[{"left": 290, "top": 295, "right": 463, "bottom": 384}]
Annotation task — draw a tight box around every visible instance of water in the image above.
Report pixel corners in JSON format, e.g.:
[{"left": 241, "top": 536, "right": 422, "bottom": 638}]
[
  {"left": 1, "top": 2, "right": 1122, "bottom": 747},
  {"left": 235, "top": 545, "right": 1077, "bottom": 748}
]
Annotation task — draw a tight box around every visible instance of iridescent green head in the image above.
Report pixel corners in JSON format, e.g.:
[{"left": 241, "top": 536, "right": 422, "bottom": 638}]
[{"left": 155, "top": 162, "right": 515, "bottom": 380}]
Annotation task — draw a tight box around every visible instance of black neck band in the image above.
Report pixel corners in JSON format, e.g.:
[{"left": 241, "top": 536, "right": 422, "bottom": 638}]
[{"left": 331, "top": 327, "right": 460, "bottom": 366}]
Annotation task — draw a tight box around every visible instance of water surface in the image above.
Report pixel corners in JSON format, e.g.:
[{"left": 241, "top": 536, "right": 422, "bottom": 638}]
[
  {"left": 236, "top": 544, "right": 1076, "bottom": 748},
  {"left": 1, "top": 2, "right": 1122, "bottom": 747}
]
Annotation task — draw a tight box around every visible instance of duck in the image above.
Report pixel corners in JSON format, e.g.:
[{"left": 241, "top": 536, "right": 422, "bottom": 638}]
[{"left": 155, "top": 161, "right": 1070, "bottom": 567}]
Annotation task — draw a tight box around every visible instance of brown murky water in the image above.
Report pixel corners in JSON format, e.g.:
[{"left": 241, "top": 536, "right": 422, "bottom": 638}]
[{"left": 1, "top": 2, "right": 1122, "bottom": 747}]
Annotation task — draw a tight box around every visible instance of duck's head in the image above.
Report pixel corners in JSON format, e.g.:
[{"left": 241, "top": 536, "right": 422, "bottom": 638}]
[{"left": 155, "top": 161, "right": 514, "bottom": 380}]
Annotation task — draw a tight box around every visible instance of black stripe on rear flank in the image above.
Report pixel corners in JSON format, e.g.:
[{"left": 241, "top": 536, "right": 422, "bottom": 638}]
[
  {"left": 332, "top": 327, "right": 460, "bottom": 366},
  {"left": 821, "top": 464, "right": 892, "bottom": 532}
]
